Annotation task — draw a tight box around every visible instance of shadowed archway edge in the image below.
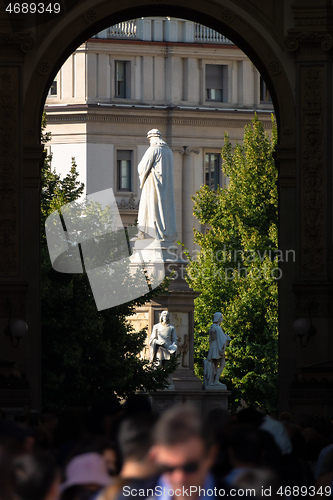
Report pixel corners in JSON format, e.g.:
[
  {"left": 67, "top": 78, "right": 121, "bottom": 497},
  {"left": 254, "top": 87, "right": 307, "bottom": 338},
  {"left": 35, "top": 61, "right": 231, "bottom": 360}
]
[
  {"left": 23, "top": 0, "right": 296, "bottom": 146},
  {"left": 19, "top": 0, "right": 299, "bottom": 412}
]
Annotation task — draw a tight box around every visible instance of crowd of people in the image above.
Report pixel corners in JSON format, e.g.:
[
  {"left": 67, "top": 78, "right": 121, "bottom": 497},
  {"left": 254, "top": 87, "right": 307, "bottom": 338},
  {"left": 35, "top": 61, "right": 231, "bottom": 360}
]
[{"left": 1, "top": 396, "right": 333, "bottom": 500}]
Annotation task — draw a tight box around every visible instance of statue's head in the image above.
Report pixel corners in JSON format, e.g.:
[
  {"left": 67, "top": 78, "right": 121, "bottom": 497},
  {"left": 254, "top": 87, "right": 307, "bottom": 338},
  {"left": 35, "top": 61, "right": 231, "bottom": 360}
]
[
  {"left": 160, "top": 310, "right": 170, "bottom": 324},
  {"left": 213, "top": 312, "right": 223, "bottom": 324},
  {"left": 147, "top": 129, "right": 161, "bottom": 139}
]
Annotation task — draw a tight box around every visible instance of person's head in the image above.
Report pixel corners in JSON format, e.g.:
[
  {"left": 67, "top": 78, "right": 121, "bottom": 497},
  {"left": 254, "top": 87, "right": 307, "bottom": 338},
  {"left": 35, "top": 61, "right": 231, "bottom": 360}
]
[
  {"left": 228, "top": 424, "right": 265, "bottom": 468},
  {"left": 86, "top": 397, "right": 122, "bottom": 439},
  {"left": 117, "top": 414, "right": 159, "bottom": 479},
  {"left": 0, "top": 420, "right": 34, "bottom": 456},
  {"left": 12, "top": 452, "right": 60, "bottom": 500},
  {"left": 233, "top": 468, "right": 280, "bottom": 499},
  {"left": 151, "top": 406, "right": 216, "bottom": 493},
  {"left": 160, "top": 311, "right": 169, "bottom": 325},
  {"left": 60, "top": 453, "right": 112, "bottom": 500},
  {"left": 236, "top": 407, "right": 264, "bottom": 426},
  {"left": 65, "top": 436, "right": 120, "bottom": 477},
  {"left": 213, "top": 312, "right": 223, "bottom": 324},
  {"left": 122, "top": 394, "right": 152, "bottom": 418},
  {"left": 118, "top": 414, "right": 157, "bottom": 464}
]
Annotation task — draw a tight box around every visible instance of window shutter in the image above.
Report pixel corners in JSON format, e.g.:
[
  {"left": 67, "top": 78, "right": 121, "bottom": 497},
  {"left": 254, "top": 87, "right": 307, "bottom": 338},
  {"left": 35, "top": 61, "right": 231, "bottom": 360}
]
[
  {"left": 117, "top": 150, "right": 132, "bottom": 161},
  {"left": 206, "top": 65, "right": 224, "bottom": 89}
]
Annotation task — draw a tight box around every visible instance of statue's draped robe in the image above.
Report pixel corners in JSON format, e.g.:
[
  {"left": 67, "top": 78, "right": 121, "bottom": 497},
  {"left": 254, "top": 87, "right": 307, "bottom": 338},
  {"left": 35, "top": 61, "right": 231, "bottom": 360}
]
[
  {"left": 207, "top": 324, "right": 229, "bottom": 361},
  {"left": 137, "top": 142, "right": 177, "bottom": 241}
]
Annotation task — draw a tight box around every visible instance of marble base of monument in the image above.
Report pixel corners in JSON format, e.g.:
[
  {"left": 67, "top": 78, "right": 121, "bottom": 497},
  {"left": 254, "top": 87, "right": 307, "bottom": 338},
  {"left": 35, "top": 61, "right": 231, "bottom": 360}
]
[
  {"left": 130, "top": 244, "right": 231, "bottom": 413},
  {"left": 172, "top": 368, "right": 202, "bottom": 390},
  {"left": 131, "top": 237, "right": 180, "bottom": 263},
  {"left": 204, "top": 383, "right": 228, "bottom": 390},
  {"left": 147, "top": 389, "right": 231, "bottom": 416}
]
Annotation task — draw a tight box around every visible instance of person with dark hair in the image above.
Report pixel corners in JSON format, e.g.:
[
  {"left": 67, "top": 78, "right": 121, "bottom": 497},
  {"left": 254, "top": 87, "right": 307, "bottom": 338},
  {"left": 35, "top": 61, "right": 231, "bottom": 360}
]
[
  {"left": 236, "top": 407, "right": 265, "bottom": 426},
  {"left": 223, "top": 424, "right": 268, "bottom": 486},
  {"left": 148, "top": 405, "right": 218, "bottom": 499},
  {"left": 12, "top": 452, "right": 60, "bottom": 500},
  {"left": 99, "top": 414, "right": 159, "bottom": 500},
  {"left": 204, "top": 408, "right": 232, "bottom": 479},
  {"left": 52, "top": 408, "right": 86, "bottom": 467},
  {"left": 118, "top": 414, "right": 158, "bottom": 478},
  {"left": 65, "top": 436, "right": 120, "bottom": 478},
  {"left": 86, "top": 398, "right": 122, "bottom": 440},
  {"left": 0, "top": 420, "right": 35, "bottom": 457},
  {"left": 122, "top": 395, "right": 152, "bottom": 418},
  {"left": 233, "top": 468, "right": 281, "bottom": 499}
]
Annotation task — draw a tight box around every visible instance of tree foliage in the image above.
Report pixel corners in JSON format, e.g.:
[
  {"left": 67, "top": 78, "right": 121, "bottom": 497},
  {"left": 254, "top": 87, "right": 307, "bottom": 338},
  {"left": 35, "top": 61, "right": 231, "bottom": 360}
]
[
  {"left": 40, "top": 114, "right": 175, "bottom": 411},
  {"left": 186, "top": 115, "right": 278, "bottom": 412}
]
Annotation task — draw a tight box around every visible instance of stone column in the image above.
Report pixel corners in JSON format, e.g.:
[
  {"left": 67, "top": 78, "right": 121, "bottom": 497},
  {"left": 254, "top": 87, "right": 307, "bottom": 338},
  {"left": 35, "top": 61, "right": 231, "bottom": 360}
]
[
  {"left": 174, "top": 146, "right": 200, "bottom": 255},
  {"left": 0, "top": 32, "right": 41, "bottom": 411},
  {"left": 284, "top": 11, "right": 333, "bottom": 417}
]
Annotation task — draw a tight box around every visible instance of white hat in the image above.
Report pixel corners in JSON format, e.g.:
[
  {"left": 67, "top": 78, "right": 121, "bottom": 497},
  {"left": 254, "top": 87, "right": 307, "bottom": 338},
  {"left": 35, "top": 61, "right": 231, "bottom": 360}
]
[
  {"left": 147, "top": 129, "right": 161, "bottom": 138},
  {"left": 60, "top": 453, "right": 111, "bottom": 492}
]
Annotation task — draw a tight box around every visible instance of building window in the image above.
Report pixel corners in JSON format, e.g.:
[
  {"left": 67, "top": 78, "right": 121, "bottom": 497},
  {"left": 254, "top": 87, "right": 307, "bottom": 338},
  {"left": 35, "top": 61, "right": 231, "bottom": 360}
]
[
  {"left": 48, "top": 75, "right": 58, "bottom": 97},
  {"left": 260, "top": 76, "right": 272, "bottom": 103},
  {"left": 115, "top": 61, "right": 131, "bottom": 98},
  {"left": 205, "top": 153, "right": 221, "bottom": 189},
  {"left": 205, "top": 65, "right": 227, "bottom": 102},
  {"left": 117, "top": 150, "right": 132, "bottom": 191}
]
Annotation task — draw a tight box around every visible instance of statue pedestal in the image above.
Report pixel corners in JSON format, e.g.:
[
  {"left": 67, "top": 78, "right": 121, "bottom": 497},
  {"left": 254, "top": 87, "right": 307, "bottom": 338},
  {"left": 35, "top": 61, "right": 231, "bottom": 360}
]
[
  {"left": 204, "top": 383, "right": 228, "bottom": 390},
  {"left": 147, "top": 389, "right": 231, "bottom": 416},
  {"left": 130, "top": 237, "right": 179, "bottom": 263},
  {"left": 129, "top": 252, "right": 231, "bottom": 414}
]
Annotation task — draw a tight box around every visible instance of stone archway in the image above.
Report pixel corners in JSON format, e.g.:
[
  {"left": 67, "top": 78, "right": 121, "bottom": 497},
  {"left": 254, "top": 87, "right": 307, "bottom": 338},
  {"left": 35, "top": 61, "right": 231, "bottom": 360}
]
[{"left": 2, "top": 0, "right": 331, "bottom": 418}]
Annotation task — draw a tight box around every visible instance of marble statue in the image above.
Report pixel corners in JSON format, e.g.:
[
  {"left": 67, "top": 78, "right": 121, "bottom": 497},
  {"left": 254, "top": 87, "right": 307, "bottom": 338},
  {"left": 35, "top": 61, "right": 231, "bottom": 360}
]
[
  {"left": 149, "top": 310, "right": 177, "bottom": 366},
  {"left": 137, "top": 129, "right": 177, "bottom": 241},
  {"left": 204, "top": 312, "right": 231, "bottom": 389}
]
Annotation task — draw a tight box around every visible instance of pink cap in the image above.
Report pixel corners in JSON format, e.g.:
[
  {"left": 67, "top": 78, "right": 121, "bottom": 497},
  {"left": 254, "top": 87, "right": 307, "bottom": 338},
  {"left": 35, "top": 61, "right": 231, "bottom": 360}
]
[{"left": 60, "top": 453, "right": 112, "bottom": 492}]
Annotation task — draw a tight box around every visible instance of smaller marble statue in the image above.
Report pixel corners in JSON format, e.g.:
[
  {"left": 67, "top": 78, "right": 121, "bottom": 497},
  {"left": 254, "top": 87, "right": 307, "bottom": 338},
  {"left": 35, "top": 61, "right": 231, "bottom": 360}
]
[
  {"left": 149, "top": 310, "right": 177, "bottom": 366},
  {"left": 204, "top": 312, "right": 231, "bottom": 389}
]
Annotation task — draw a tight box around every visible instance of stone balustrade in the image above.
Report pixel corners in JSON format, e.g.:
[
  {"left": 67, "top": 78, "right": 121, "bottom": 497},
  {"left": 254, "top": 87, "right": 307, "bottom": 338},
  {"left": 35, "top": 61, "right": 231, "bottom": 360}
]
[{"left": 94, "top": 18, "right": 233, "bottom": 44}]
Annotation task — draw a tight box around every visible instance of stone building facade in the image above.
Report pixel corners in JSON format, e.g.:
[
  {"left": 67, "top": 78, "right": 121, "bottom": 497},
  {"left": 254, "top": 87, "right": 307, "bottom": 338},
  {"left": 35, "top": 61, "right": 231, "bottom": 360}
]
[{"left": 44, "top": 17, "right": 273, "bottom": 255}]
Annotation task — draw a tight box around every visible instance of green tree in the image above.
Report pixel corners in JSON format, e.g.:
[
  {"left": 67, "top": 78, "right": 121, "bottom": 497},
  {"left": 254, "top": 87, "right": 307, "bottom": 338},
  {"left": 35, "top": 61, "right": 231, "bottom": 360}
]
[
  {"left": 186, "top": 115, "right": 278, "bottom": 412},
  {"left": 41, "top": 115, "right": 175, "bottom": 411}
]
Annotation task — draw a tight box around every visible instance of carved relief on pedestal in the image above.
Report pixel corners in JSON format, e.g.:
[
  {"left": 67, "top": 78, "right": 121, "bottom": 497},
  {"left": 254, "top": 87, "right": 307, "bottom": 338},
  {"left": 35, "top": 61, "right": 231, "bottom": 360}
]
[
  {"left": 168, "top": 312, "right": 189, "bottom": 369},
  {"left": 117, "top": 193, "right": 138, "bottom": 210},
  {"left": 178, "top": 334, "right": 189, "bottom": 368},
  {"left": 0, "top": 67, "right": 19, "bottom": 275},
  {"left": 129, "top": 311, "right": 150, "bottom": 359},
  {"left": 300, "top": 67, "right": 325, "bottom": 276}
]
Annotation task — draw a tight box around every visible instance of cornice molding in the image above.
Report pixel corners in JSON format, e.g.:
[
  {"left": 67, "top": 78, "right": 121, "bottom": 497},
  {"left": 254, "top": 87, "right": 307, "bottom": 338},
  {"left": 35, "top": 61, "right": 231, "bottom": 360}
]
[{"left": 46, "top": 112, "right": 273, "bottom": 130}]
